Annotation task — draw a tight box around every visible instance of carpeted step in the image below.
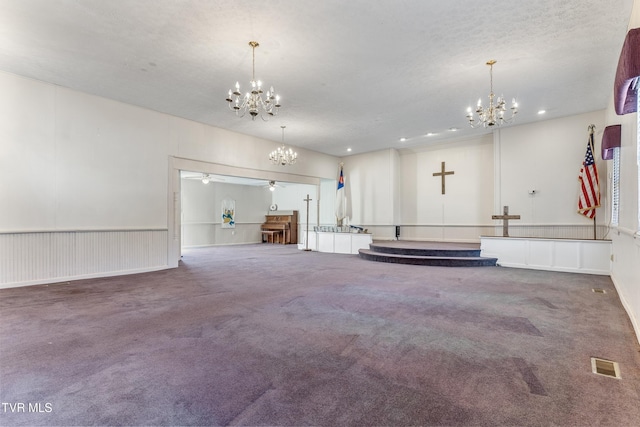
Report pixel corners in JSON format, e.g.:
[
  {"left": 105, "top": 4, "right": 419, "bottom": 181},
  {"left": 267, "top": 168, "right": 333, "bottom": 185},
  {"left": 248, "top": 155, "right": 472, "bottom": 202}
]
[
  {"left": 358, "top": 249, "right": 498, "bottom": 267},
  {"left": 368, "top": 243, "right": 481, "bottom": 258}
]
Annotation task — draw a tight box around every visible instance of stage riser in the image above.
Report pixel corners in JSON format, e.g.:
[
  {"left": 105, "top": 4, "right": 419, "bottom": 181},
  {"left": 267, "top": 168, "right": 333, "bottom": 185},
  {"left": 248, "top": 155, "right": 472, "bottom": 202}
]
[
  {"left": 359, "top": 250, "right": 497, "bottom": 267},
  {"left": 368, "top": 244, "right": 481, "bottom": 258},
  {"left": 359, "top": 242, "right": 497, "bottom": 267}
]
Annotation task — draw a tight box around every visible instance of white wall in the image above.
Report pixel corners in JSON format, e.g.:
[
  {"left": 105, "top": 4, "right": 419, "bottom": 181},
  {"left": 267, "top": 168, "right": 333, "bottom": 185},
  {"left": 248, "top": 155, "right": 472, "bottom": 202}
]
[
  {"left": 0, "top": 72, "right": 339, "bottom": 234},
  {"left": 319, "top": 178, "right": 338, "bottom": 226},
  {"left": 394, "top": 112, "right": 608, "bottom": 242},
  {"left": 271, "top": 182, "right": 318, "bottom": 242},
  {"left": 0, "top": 73, "right": 170, "bottom": 231},
  {"left": 271, "top": 183, "right": 317, "bottom": 221},
  {"left": 399, "top": 135, "right": 494, "bottom": 241},
  {"left": 343, "top": 149, "right": 398, "bottom": 238},
  {"left": 496, "top": 110, "right": 608, "bottom": 238},
  {"left": 181, "top": 179, "right": 272, "bottom": 247},
  {"left": 606, "top": 0, "right": 640, "bottom": 344},
  {"left": 343, "top": 112, "right": 610, "bottom": 243},
  {"left": 182, "top": 179, "right": 324, "bottom": 247},
  {"left": 0, "top": 72, "right": 339, "bottom": 287}
]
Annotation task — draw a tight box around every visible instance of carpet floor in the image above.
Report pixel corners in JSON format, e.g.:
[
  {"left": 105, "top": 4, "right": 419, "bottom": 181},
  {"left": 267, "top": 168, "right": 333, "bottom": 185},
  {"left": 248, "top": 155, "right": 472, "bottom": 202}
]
[{"left": 1, "top": 243, "right": 639, "bottom": 426}]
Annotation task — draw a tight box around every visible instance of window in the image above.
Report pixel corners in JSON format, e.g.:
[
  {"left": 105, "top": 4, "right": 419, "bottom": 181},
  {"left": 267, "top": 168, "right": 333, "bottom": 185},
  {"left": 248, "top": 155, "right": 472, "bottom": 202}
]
[
  {"left": 612, "top": 146, "right": 620, "bottom": 225},
  {"left": 637, "top": 91, "right": 640, "bottom": 232}
]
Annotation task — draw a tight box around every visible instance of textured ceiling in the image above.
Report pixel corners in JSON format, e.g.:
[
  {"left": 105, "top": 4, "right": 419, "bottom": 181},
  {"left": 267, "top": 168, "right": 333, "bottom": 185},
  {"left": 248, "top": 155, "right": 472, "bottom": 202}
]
[{"left": 0, "top": 0, "right": 634, "bottom": 157}]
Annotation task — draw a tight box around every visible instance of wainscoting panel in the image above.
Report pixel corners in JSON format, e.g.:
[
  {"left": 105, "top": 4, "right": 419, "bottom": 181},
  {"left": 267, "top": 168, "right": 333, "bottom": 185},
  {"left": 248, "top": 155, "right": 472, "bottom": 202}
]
[
  {"left": 0, "top": 230, "right": 168, "bottom": 288},
  {"left": 610, "top": 228, "right": 640, "bottom": 345},
  {"left": 181, "top": 222, "right": 263, "bottom": 247},
  {"left": 480, "top": 236, "right": 611, "bottom": 275},
  {"left": 502, "top": 224, "right": 609, "bottom": 240},
  {"left": 391, "top": 225, "right": 495, "bottom": 242},
  {"left": 368, "top": 224, "right": 609, "bottom": 242}
]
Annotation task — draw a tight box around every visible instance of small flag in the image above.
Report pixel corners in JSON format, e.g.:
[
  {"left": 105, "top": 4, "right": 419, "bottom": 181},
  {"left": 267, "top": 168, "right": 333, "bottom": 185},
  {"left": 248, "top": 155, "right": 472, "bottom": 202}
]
[
  {"left": 336, "top": 165, "right": 346, "bottom": 221},
  {"left": 577, "top": 131, "right": 600, "bottom": 219}
]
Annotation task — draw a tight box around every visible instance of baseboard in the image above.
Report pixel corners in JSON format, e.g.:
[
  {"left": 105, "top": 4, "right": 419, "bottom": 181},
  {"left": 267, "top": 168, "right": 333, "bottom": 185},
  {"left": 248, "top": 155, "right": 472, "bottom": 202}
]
[
  {"left": 182, "top": 241, "right": 263, "bottom": 249},
  {"left": 0, "top": 265, "right": 172, "bottom": 289},
  {"left": 496, "top": 262, "right": 611, "bottom": 276}
]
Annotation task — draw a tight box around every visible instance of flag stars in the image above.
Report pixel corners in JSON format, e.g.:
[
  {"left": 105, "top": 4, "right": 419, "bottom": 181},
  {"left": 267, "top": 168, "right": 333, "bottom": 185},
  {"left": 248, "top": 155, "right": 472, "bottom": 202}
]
[{"left": 577, "top": 127, "right": 600, "bottom": 219}]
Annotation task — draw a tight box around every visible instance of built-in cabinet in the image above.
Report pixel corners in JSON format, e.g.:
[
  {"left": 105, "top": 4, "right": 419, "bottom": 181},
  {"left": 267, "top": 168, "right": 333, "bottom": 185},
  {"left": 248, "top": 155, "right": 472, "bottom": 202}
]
[{"left": 301, "top": 232, "right": 373, "bottom": 254}]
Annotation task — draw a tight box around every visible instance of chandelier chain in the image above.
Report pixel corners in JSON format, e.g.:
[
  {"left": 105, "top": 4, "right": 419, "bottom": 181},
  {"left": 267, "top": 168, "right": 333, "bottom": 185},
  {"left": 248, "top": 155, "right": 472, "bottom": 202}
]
[
  {"left": 251, "top": 41, "right": 256, "bottom": 81},
  {"left": 466, "top": 60, "right": 517, "bottom": 128}
]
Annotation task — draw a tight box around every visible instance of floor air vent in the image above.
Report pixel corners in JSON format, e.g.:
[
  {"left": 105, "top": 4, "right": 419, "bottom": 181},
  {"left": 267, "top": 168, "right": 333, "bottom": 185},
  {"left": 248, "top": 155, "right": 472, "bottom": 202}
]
[
  {"left": 592, "top": 288, "right": 607, "bottom": 294},
  {"left": 591, "top": 357, "right": 620, "bottom": 379}
]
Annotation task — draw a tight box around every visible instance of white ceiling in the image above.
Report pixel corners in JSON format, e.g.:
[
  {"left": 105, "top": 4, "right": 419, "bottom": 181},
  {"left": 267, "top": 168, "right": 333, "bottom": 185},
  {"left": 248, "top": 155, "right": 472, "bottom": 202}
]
[
  {"left": 0, "top": 1, "right": 634, "bottom": 157},
  {"left": 181, "top": 171, "right": 287, "bottom": 187}
]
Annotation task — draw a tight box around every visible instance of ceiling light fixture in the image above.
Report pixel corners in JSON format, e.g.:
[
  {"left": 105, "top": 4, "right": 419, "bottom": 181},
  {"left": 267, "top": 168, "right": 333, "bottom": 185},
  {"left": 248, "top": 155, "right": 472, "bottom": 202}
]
[
  {"left": 269, "top": 180, "right": 276, "bottom": 191},
  {"left": 226, "top": 41, "right": 281, "bottom": 121},
  {"left": 269, "top": 126, "right": 297, "bottom": 166},
  {"left": 201, "top": 174, "right": 211, "bottom": 184},
  {"left": 467, "top": 60, "right": 518, "bottom": 128}
]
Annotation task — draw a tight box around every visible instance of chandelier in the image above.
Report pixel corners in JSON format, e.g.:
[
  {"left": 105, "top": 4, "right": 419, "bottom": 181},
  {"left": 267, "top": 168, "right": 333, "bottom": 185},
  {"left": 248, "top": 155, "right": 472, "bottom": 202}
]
[
  {"left": 269, "top": 126, "right": 297, "bottom": 166},
  {"left": 226, "top": 41, "right": 281, "bottom": 120},
  {"left": 466, "top": 60, "right": 518, "bottom": 128}
]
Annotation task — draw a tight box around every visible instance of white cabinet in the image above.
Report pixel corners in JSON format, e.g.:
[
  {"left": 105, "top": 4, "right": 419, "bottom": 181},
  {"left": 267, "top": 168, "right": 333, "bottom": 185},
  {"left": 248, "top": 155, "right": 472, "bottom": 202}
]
[
  {"left": 480, "top": 236, "right": 611, "bottom": 275},
  {"left": 304, "top": 232, "right": 373, "bottom": 254}
]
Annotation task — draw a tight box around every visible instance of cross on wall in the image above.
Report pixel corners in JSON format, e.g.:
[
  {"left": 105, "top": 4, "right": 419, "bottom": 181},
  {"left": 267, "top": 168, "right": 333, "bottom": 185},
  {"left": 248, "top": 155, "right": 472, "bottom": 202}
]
[{"left": 432, "top": 161, "right": 455, "bottom": 195}]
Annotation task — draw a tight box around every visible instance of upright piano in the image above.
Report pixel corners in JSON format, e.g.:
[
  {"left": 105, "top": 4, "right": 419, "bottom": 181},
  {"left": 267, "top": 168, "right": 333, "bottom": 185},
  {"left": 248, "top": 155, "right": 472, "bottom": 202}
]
[{"left": 261, "top": 210, "right": 298, "bottom": 244}]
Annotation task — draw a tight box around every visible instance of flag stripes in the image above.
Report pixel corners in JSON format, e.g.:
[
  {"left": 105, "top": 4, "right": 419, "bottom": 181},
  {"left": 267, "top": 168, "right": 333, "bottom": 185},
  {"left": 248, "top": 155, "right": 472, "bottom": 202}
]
[{"left": 577, "top": 132, "right": 600, "bottom": 219}]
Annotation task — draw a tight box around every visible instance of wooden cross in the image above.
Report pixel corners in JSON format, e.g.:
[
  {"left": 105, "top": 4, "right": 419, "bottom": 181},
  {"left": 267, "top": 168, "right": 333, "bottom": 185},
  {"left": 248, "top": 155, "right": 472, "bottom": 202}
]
[
  {"left": 303, "top": 194, "right": 312, "bottom": 251},
  {"left": 432, "top": 161, "right": 454, "bottom": 194},
  {"left": 491, "top": 205, "right": 521, "bottom": 237}
]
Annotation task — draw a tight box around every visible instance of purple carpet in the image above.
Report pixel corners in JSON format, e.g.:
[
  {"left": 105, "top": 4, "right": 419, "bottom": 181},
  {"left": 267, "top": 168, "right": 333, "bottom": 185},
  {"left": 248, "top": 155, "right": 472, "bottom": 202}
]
[{"left": 1, "top": 243, "right": 639, "bottom": 426}]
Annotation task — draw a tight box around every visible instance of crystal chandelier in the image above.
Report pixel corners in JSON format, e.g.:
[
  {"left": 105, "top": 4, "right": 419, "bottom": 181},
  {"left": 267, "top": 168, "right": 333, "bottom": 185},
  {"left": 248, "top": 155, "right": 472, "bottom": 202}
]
[
  {"left": 466, "top": 60, "right": 518, "bottom": 128},
  {"left": 226, "top": 41, "right": 281, "bottom": 121},
  {"left": 269, "top": 126, "right": 297, "bottom": 166}
]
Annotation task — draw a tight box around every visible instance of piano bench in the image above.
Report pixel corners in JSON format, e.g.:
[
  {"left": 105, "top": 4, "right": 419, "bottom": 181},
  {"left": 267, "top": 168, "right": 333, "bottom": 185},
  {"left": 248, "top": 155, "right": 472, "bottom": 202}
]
[{"left": 261, "top": 230, "right": 282, "bottom": 244}]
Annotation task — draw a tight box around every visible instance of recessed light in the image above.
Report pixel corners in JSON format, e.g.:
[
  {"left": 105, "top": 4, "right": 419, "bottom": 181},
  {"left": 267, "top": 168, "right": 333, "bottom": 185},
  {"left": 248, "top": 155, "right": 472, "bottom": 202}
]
[
  {"left": 399, "top": 137, "right": 407, "bottom": 142},
  {"left": 538, "top": 110, "right": 546, "bottom": 115},
  {"left": 425, "top": 132, "right": 436, "bottom": 137},
  {"left": 347, "top": 148, "right": 352, "bottom": 152},
  {"left": 449, "top": 127, "right": 458, "bottom": 132}
]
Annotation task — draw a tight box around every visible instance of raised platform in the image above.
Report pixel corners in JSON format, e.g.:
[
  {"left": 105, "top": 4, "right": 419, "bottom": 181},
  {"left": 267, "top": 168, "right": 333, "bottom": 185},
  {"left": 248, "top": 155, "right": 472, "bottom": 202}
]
[
  {"left": 299, "top": 231, "right": 372, "bottom": 254},
  {"left": 358, "top": 241, "right": 498, "bottom": 267},
  {"left": 480, "top": 236, "right": 611, "bottom": 275}
]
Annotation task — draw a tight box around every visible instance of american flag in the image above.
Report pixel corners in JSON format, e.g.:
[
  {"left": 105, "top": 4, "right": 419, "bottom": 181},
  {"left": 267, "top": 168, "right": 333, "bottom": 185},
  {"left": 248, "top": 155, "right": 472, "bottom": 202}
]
[{"left": 577, "top": 132, "right": 600, "bottom": 219}]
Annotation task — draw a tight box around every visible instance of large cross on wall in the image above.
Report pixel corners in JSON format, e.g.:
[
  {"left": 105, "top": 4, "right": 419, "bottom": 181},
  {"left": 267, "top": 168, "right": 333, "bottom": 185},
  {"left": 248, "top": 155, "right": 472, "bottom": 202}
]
[{"left": 432, "top": 161, "right": 454, "bottom": 195}]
